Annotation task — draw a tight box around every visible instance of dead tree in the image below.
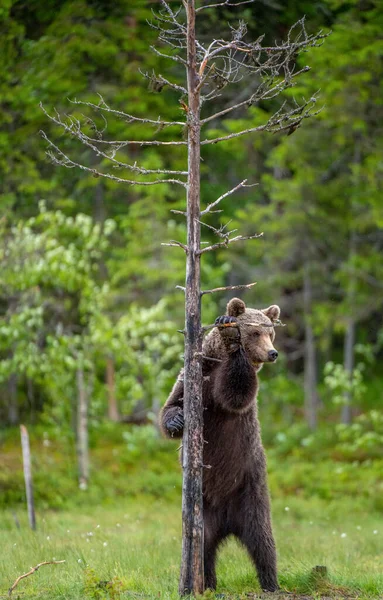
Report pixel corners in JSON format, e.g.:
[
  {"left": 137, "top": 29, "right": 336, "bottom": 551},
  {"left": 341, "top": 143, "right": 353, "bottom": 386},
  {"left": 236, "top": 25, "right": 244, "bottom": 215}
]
[
  {"left": 76, "top": 367, "right": 89, "bottom": 490},
  {"left": 41, "top": 1, "right": 327, "bottom": 594},
  {"left": 20, "top": 424, "right": 36, "bottom": 530}
]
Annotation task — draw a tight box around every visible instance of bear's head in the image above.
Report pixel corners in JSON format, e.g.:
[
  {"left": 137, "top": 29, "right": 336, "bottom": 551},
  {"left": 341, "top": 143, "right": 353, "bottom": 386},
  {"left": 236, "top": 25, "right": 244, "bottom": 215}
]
[{"left": 226, "top": 297, "right": 280, "bottom": 370}]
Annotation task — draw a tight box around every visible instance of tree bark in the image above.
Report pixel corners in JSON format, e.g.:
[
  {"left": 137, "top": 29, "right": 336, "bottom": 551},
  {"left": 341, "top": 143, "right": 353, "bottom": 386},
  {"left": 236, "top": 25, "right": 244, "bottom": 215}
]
[
  {"left": 20, "top": 425, "right": 36, "bottom": 530},
  {"left": 303, "top": 261, "right": 319, "bottom": 430},
  {"left": 76, "top": 368, "right": 89, "bottom": 490},
  {"left": 342, "top": 318, "right": 355, "bottom": 424},
  {"left": 179, "top": 1, "right": 204, "bottom": 595},
  {"left": 342, "top": 229, "right": 356, "bottom": 425},
  {"left": 8, "top": 373, "right": 18, "bottom": 425},
  {"left": 342, "top": 142, "right": 359, "bottom": 425},
  {"left": 106, "top": 357, "right": 120, "bottom": 422}
]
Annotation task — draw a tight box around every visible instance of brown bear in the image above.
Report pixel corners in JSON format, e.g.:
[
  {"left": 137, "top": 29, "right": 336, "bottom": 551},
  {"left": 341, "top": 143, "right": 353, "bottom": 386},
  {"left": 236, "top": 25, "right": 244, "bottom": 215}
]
[{"left": 160, "top": 297, "right": 280, "bottom": 592}]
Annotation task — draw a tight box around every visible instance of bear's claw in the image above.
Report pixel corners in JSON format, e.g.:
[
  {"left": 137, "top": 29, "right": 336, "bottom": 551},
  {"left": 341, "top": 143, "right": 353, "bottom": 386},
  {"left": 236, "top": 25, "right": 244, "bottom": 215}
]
[
  {"left": 166, "top": 409, "right": 184, "bottom": 435},
  {"left": 215, "top": 315, "right": 237, "bottom": 326},
  {"left": 215, "top": 315, "right": 241, "bottom": 353}
]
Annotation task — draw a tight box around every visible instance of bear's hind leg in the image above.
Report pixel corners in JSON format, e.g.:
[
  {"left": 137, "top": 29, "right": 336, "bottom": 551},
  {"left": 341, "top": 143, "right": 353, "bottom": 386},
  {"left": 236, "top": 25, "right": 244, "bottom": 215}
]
[
  {"left": 204, "top": 506, "right": 227, "bottom": 590},
  {"left": 238, "top": 500, "right": 278, "bottom": 592},
  {"left": 242, "top": 526, "right": 278, "bottom": 592}
]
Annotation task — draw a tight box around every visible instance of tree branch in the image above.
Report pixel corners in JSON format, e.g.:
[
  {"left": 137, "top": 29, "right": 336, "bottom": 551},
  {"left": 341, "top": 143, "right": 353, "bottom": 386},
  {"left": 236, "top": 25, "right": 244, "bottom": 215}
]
[
  {"left": 197, "top": 218, "right": 237, "bottom": 237},
  {"left": 201, "top": 97, "right": 320, "bottom": 144},
  {"left": 149, "top": 46, "right": 188, "bottom": 66},
  {"left": 9, "top": 561, "right": 66, "bottom": 597},
  {"left": 201, "top": 281, "right": 257, "bottom": 295},
  {"left": 42, "top": 109, "right": 187, "bottom": 175},
  {"left": 69, "top": 95, "right": 185, "bottom": 127},
  {"left": 40, "top": 103, "right": 188, "bottom": 147},
  {"left": 161, "top": 240, "right": 189, "bottom": 252},
  {"left": 201, "top": 66, "right": 311, "bottom": 125},
  {"left": 198, "top": 232, "right": 263, "bottom": 254},
  {"left": 40, "top": 132, "right": 187, "bottom": 187},
  {"left": 196, "top": 0, "right": 255, "bottom": 12},
  {"left": 201, "top": 179, "right": 257, "bottom": 215}
]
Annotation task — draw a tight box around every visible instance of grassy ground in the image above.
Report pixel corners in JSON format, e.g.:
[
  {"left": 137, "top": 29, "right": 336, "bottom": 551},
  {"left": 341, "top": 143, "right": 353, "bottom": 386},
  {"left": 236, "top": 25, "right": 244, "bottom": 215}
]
[
  {"left": 0, "top": 426, "right": 382, "bottom": 599},
  {"left": 1, "top": 495, "right": 382, "bottom": 599}
]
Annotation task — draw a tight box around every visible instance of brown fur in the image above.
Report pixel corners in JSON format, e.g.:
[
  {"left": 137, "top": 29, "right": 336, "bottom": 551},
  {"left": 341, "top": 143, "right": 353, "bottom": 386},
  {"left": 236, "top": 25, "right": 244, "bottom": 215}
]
[{"left": 160, "top": 298, "right": 280, "bottom": 592}]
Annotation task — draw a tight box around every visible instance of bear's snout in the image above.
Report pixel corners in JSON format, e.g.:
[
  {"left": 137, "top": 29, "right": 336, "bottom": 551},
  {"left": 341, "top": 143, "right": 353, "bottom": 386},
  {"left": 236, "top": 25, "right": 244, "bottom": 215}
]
[{"left": 268, "top": 350, "right": 278, "bottom": 362}]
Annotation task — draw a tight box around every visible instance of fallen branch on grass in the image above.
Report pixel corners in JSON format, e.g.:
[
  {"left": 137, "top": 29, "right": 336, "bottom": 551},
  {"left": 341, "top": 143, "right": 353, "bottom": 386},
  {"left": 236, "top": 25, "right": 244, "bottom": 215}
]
[{"left": 8, "top": 560, "right": 66, "bottom": 597}]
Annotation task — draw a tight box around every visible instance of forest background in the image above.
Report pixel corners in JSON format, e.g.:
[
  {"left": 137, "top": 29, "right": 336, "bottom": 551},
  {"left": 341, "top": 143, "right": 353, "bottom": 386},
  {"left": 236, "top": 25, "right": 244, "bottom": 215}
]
[{"left": 0, "top": 0, "right": 382, "bottom": 598}]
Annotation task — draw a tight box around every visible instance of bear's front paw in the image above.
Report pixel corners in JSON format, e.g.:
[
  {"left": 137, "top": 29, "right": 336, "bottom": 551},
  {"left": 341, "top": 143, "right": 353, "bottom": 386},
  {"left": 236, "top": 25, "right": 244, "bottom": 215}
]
[
  {"left": 215, "top": 316, "right": 241, "bottom": 353},
  {"left": 166, "top": 407, "right": 184, "bottom": 436}
]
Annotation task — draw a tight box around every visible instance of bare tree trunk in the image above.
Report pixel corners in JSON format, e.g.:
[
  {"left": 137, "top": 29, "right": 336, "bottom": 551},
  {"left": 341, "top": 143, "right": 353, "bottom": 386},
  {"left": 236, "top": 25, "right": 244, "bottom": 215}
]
[
  {"left": 76, "top": 368, "right": 89, "bottom": 490},
  {"left": 20, "top": 425, "right": 36, "bottom": 530},
  {"left": 106, "top": 357, "right": 120, "bottom": 422},
  {"left": 8, "top": 373, "right": 18, "bottom": 425},
  {"left": 303, "top": 261, "right": 319, "bottom": 430},
  {"left": 27, "top": 378, "right": 36, "bottom": 424},
  {"left": 342, "top": 319, "right": 355, "bottom": 424},
  {"left": 342, "top": 232, "right": 356, "bottom": 425},
  {"left": 342, "top": 141, "right": 359, "bottom": 425},
  {"left": 179, "top": 1, "right": 204, "bottom": 595}
]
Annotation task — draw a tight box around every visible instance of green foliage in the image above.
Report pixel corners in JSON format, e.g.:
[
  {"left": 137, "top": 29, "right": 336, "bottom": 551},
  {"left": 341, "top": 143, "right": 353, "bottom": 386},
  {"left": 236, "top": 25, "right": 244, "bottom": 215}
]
[
  {"left": 90, "top": 300, "right": 182, "bottom": 415},
  {"left": 324, "top": 361, "right": 366, "bottom": 407},
  {"left": 334, "top": 410, "right": 383, "bottom": 461},
  {"left": 1, "top": 0, "right": 383, "bottom": 451},
  {"left": 84, "top": 567, "right": 124, "bottom": 600},
  {"left": 122, "top": 425, "right": 162, "bottom": 461},
  {"left": 270, "top": 409, "right": 383, "bottom": 465},
  {"left": 0, "top": 205, "right": 110, "bottom": 385}
]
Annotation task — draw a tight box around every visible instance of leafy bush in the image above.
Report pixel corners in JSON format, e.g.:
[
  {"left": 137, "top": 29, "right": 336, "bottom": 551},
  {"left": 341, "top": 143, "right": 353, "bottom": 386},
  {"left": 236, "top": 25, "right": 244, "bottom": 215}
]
[
  {"left": 122, "top": 424, "right": 162, "bottom": 460},
  {"left": 333, "top": 410, "right": 383, "bottom": 461},
  {"left": 269, "top": 410, "right": 383, "bottom": 463}
]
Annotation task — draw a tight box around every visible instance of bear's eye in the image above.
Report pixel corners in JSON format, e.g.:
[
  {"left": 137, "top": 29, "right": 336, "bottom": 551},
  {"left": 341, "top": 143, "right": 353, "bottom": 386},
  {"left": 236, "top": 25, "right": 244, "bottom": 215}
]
[{"left": 253, "top": 330, "right": 260, "bottom": 337}]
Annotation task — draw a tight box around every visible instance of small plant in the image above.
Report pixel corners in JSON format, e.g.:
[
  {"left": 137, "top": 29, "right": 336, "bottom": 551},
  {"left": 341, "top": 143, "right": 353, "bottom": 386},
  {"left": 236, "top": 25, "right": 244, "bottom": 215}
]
[{"left": 84, "top": 567, "right": 124, "bottom": 600}]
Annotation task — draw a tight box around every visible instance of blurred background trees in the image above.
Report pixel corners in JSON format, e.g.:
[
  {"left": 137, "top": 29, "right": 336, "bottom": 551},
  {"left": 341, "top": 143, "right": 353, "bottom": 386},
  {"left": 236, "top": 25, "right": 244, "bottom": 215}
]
[{"left": 1, "top": 0, "right": 382, "bottom": 460}]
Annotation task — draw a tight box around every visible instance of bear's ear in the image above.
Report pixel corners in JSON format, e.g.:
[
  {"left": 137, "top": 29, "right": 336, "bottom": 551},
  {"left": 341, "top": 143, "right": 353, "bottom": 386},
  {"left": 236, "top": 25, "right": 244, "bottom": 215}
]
[
  {"left": 262, "top": 305, "right": 280, "bottom": 322},
  {"left": 227, "top": 297, "right": 246, "bottom": 317}
]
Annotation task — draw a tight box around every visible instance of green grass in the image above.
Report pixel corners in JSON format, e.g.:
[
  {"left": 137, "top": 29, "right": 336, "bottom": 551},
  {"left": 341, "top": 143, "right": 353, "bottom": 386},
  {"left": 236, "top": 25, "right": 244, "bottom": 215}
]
[
  {"left": 0, "top": 426, "right": 382, "bottom": 599},
  {"left": 1, "top": 493, "right": 382, "bottom": 598}
]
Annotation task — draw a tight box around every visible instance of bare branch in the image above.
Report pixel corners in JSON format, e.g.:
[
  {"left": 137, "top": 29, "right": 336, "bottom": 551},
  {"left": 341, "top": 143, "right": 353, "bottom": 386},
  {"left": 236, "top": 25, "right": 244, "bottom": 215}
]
[
  {"left": 161, "top": 240, "right": 189, "bottom": 252},
  {"left": 149, "top": 45, "right": 188, "bottom": 66},
  {"left": 151, "top": 1, "right": 207, "bottom": 57},
  {"left": 42, "top": 108, "right": 187, "bottom": 175},
  {"left": 201, "top": 281, "right": 257, "bottom": 295},
  {"left": 196, "top": 0, "right": 255, "bottom": 12},
  {"left": 201, "top": 179, "right": 257, "bottom": 215},
  {"left": 201, "top": 66, "right": 311, "bottom": 125},
  {"left": 69, "top": 95, "right": 185, "bottom": 127},
  {"left": 198, "top": 232, "right": 263, "bottom": 254},
  {"left": 244, "top": 320, "right": 286, "bottom": 328},
  {"left": 40, "top": 103, "right": 187, "bottom": 147},
  {"left": 195, "top": 19, "right": 328, "bottom": 105},
  {"left": 176, "top": 285, "right": 186, "bottom": 292},
  {"left": 40, "top": 132, "right": 187, "bottom": 187},
  {"left": 171, "top": 209, "right": 187, "bottom": 216},
  {"left": 9, "top": 561, "right": 66, "bottom": 597},
  {"left": 201, "top": 96, "right": 321, "bottom": 145},
  {"left": 197, "top": 218, "right": 237, "bottom": 238},
  {"left": 203, "top": 317, "right": 285, "bottom": 332}
]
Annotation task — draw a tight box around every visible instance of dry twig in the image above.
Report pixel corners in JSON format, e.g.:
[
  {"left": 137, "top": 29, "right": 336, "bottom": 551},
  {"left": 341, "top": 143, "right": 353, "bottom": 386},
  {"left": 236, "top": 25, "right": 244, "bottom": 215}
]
[
  {"left": 201, "top": 281, "right": 257, "bottom": 295},
  {"left": 198, "top": 232, "right": 263, "bottom": 254},
  {"left": 8, "top": 561, "right": 65, "bottom": 597}
]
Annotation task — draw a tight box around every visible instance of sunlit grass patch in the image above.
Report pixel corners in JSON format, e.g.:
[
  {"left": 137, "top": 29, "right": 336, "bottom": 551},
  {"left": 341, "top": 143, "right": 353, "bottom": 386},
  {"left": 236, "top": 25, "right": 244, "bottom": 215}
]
[{"left": 1, "top": 493, "right": 382, "bottom": 599}]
